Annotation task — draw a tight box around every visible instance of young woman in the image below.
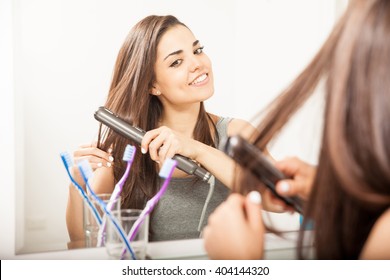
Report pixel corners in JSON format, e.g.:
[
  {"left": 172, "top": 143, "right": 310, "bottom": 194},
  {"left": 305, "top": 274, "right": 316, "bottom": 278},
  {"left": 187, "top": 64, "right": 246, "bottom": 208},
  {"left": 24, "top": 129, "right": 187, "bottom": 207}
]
[
  {"left": 66, "top": 15, "right": 256, "bottom": 242},
  {"left": 204, "top": 0, "right": 390, "bottom": 259}
]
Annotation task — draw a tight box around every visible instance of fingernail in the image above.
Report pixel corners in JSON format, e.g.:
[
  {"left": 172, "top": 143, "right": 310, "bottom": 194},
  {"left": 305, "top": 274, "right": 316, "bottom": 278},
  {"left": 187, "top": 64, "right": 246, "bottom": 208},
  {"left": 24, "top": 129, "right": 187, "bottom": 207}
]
[
  {"left": 109, "top": 156, "right": 114, "bottom": 162},
  {"left": 249, "top": 191, "right": 262, "bottom": 205},
  {"left": 106, "top": 162, "right": 112, "bottom": 167},
  {"left": 97, "top": 162, "right": 102, "bottom": 168},
  {"left": 141, "top": 148, "right": 147, "bottom": 154},
  {"left": 279, "top": 181, "right": 290, "bottom": 193},
  {"left": 108, "top": 148, "right": 113, "bottom": 153}
]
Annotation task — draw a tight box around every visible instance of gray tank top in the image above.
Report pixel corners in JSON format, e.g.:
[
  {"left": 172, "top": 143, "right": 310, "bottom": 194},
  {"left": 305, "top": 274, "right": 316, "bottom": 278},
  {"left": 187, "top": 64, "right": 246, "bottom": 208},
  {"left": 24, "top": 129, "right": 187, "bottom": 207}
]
[{"left": 149, "top": 117, "right": 232, "bottom": 241}]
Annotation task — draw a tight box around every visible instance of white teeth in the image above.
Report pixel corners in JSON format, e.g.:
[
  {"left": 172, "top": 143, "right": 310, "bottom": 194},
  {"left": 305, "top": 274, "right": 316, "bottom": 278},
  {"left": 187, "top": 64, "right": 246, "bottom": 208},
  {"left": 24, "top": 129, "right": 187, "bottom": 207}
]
[{"left": 191, "top": 74, "right": 207, "bottom": 85}]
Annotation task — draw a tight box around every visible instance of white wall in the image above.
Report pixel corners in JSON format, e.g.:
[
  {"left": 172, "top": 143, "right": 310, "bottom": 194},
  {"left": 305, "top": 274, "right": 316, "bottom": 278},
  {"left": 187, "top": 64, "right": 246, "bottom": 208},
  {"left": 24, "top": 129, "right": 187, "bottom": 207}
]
[
  {"left": 0, "top": 0, "right": 16, "bottom": 258},
  {"left": 3, "top": 0, "right": 347, "bottom": 256}
]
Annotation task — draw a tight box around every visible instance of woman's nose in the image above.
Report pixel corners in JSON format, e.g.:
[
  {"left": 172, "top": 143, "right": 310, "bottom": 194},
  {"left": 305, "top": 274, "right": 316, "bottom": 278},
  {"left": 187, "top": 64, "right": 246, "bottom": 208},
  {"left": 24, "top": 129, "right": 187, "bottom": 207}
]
[{"left": 189, "top": 55, "right": 201, "bottom": 72}]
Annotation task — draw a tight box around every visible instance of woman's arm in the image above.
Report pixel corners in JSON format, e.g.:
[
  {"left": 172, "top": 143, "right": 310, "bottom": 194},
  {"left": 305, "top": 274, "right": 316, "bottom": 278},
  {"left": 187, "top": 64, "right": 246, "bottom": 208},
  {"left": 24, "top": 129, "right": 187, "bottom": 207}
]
[
  {"left": 140, "top": 118, "right": 256, "bottom": 188},
  {"left": 360, "top": 208, "right": 390, "bottom": 259},
  {"left": 65, "top": 143, "right": 115, "bottom": 242}
]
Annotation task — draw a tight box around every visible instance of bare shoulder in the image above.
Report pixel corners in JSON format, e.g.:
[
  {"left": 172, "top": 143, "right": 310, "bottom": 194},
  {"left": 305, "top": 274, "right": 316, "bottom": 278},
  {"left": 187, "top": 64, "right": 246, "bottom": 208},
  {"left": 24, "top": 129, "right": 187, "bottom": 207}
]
[
  {"left": 360, "top": 208, "right": 390, "bottom": 259},
  {"left": 227, "top": 118, "right": 256, "bottom": 139}
]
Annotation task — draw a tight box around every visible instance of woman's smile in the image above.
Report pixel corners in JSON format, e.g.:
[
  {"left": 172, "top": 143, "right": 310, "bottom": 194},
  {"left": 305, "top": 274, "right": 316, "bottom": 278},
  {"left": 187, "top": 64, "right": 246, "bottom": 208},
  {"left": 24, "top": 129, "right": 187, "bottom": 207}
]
[{"left": 189, "top": 73, "right": 209, "bottom": 86}]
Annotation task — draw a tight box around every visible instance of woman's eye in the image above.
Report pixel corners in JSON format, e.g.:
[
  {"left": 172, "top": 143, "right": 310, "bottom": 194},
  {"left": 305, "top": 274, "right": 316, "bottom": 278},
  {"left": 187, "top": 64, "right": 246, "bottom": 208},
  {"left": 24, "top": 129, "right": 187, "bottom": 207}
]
[
  {"left": 170, "top": 59, "right": 183, "bottom": 67},
  {"left": 194, "top": 46, "right": 204, "bottom": 55}
]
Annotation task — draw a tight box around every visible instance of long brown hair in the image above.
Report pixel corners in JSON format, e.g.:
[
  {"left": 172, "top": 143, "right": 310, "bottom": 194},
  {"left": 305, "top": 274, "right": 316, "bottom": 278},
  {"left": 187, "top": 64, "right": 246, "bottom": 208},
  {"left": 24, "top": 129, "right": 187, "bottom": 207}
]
[
  {"left": 240, "top": 0, "right": 390, "bottom": 259},
  {"left": 98, "top": 15, "right": 217, "bottom": 209}
]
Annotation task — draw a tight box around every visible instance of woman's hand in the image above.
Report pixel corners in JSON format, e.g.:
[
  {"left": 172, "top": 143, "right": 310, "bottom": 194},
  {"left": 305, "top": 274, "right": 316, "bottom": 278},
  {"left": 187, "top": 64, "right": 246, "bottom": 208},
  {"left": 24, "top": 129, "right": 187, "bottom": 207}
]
[
  {"left": 203, "top": 191, "right": 265, "bottom": 259},
  {"left": 141, "top": 126, "right": 197, "bottom": 164},
  {"left": 269, "top": 157, "right": 316, "bottom": 211},
  {"left": 70, "top": 142, "right": 114, "bottom": 187},
  {"left": 66, "top": 142, "right": 114, "bottom": 242}
]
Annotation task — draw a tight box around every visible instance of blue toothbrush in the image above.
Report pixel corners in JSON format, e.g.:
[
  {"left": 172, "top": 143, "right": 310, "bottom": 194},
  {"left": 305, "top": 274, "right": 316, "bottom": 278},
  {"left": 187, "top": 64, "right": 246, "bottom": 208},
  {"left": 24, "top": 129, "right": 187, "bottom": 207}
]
[
  {"left": 60, "top": 152, "right": 102, "bottom": 225},
  {"left": 78, "top": 159, "right": 137, "bottom": 260}
]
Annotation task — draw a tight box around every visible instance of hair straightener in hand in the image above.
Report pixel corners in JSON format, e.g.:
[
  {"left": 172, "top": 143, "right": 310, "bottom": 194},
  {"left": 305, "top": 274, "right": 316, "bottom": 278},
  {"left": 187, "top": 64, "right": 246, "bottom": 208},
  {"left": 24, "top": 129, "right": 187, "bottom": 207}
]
[
  {"left": 222, "top": 135, "right": 304, "bottom": 214},
  {"left": 94, "top": 106, "right": 212, "bottom": 183}
]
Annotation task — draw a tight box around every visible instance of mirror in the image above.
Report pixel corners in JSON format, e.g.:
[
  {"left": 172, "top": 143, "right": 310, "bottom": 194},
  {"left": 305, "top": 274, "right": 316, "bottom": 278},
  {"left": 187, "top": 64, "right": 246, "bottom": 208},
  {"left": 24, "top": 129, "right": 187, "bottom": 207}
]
[{"left": 9, "top": 0, "right": 346, "bottom": 255}]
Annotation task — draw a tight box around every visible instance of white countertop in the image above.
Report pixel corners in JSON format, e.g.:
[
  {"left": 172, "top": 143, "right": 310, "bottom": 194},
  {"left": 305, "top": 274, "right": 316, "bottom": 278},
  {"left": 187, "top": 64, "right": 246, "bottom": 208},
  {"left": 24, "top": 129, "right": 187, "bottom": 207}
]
[{"left": 12, "top": 231, "right": 311, "bottom": 260}]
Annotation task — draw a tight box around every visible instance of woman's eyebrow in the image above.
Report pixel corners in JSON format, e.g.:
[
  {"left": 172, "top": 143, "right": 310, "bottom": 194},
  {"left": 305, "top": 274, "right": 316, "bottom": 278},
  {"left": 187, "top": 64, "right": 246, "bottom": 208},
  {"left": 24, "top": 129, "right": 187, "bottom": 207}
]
[
  {"left": 164, "top": 49, "right": 182, "bottom": 61},
  {"left": 163, "top": 40, "right": 200, "bottom": 61}
]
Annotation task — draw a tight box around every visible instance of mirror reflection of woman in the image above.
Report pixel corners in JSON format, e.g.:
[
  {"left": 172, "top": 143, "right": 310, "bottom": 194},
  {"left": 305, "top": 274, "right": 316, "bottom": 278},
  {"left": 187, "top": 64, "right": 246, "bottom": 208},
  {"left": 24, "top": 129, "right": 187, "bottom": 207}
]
[{"left": 66, "top": 15, "right": 256, "bottom": 243}]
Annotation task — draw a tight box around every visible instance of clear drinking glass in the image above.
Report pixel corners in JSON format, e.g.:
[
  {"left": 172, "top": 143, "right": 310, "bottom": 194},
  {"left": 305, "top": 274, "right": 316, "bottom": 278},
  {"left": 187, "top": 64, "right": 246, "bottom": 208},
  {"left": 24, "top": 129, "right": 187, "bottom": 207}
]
[
  {"left": 83, "top": 193, "right": 120, "bottom": 247},
  {"left": 105, "top": 209, "right": 149, "bottom": 260}
]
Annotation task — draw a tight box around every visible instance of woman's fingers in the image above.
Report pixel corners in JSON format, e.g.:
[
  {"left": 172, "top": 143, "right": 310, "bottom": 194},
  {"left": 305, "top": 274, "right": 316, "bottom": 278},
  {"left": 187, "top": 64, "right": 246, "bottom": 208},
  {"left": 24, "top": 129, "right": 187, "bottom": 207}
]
[
  {"left": 245, "top": 191, "right": 264, "bottom": 233},
  {"left": 141, "top": 127, "right": 184, "bottom": 164},
  {"left": 73, "top": 143, "right": 114, "bottom": 170},
  {"left": 274, "top": 157, "right": 316, "bottom": 200},
  {"left": 148, "top": 130, "right": 171, "bottom": 162}
]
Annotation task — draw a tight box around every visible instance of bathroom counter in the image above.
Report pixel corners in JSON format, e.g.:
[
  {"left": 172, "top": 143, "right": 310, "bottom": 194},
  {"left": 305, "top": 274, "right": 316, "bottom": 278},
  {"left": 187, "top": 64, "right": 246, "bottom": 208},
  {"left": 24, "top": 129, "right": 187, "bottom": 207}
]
[{"left": 12, "top": 231, "right": 312, "bottom": 260}]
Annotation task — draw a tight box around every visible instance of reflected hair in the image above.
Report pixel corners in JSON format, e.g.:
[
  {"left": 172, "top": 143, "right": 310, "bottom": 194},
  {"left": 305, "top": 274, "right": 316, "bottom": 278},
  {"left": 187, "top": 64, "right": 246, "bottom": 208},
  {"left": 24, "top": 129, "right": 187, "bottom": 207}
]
[{"left": 97, "top": 15, "right": 217, "bottom": 209}]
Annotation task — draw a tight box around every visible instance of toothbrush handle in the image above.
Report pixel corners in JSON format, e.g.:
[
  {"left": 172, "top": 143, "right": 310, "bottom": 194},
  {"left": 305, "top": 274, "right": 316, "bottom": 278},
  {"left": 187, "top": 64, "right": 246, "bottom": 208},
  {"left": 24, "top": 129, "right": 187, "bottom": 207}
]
[
  {"left": 96, "top": 187, "right": 122, "bottom": 247},
  {"left": 129, "top": 201, "right": 154, "bottom": 241},
  {"left": 120, "top": 203, "right": 153, "bottom": 259}
]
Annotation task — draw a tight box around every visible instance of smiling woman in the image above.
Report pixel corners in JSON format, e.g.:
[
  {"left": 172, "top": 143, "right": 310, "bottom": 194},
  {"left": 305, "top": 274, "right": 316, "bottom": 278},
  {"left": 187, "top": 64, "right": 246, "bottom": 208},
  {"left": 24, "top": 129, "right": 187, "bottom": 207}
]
[
  {"left": 2, "top": 0, "right": 346, "bottom": 257},
  {"left": 154, "top": 27, "right": 214, "bottom": 105},
  {"left": 66, "top": 14, "right": 255, "bottom": 243}
]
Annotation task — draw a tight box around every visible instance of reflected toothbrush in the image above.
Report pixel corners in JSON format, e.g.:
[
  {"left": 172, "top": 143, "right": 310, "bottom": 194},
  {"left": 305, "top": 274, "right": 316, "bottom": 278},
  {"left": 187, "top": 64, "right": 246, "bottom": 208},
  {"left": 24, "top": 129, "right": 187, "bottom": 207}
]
[
  {"left": 78, "top": 160, "right": 137, "bottom": 260},
  {"left": 60, "top": 152, "right": 102, "bottom": 225},
  {"left": 119, "top": 158, "right": 177, "bottom": 259},
  {"left": 108, "top": 145, "right": 136, "bottom": 209},
  {"left": 97, "top": 144, "right": 136, "bottom": 247},
  {"left": 129, "top": 158, "right": 177, "bottom": 242}
]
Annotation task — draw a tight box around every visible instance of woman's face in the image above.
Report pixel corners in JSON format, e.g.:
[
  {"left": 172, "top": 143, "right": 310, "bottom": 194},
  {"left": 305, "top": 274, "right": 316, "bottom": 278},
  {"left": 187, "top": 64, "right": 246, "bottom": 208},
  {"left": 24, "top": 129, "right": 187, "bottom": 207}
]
[{"left": 153, "top": 24, "right": 214, "bottom": 106}]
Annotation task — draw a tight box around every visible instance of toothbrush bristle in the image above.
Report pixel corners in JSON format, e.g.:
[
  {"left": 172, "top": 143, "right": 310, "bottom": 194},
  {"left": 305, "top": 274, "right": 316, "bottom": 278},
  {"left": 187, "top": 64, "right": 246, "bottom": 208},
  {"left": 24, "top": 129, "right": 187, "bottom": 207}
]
[
  {"left": 159, "top": 158, "right": 177, "bottom": 178},
  {"left": 78, "top": 159, "right": 94, "bottom": 181},
  {"left": 60, "top": 151, "right": 73, "bottom": 168},
  {"left": 123, "top": 144, "right": 136, "bottom": 162}
]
